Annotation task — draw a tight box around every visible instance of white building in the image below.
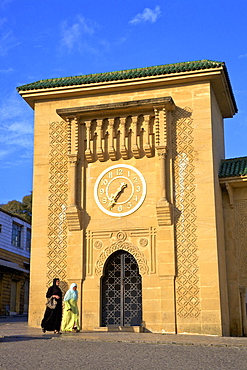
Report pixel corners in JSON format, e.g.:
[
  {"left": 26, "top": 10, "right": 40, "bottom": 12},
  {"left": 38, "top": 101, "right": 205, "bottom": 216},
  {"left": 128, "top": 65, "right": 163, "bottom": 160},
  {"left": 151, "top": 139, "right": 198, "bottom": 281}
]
[{"left": 0, "top": 208, "right": 31, "bottom": 315}]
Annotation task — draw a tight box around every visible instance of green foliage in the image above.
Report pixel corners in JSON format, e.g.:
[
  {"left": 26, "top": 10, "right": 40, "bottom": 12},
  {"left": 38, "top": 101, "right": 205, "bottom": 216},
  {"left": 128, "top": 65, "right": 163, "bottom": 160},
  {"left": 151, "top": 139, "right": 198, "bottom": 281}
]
[{"left": 1, "top": 193, "right": 32, "bottom": 223}]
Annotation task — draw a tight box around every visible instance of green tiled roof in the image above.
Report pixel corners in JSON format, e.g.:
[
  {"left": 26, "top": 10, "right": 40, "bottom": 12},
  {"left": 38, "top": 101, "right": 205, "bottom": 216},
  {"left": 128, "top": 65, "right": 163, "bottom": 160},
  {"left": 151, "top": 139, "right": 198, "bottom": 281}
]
[
  {"left": 17, "top": 59, "right": 227, "bottom": 92},
  {"left": 219, "top": 157, "right": 247, "bottom": 178}
]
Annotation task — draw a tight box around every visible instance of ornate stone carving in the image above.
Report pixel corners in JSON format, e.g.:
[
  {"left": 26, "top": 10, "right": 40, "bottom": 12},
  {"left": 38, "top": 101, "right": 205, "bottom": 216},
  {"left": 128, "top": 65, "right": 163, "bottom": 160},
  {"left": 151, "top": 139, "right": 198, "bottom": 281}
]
[
  {"left": 94, "top": 240, "right": 103, "bottom": 249},
  {"left": 116, "top": 230, "right": 127, "bottom": 241},
  {"left": 139, "top": 238, "right": 148, "bottom": 247},
  {"left": 154, "top": 107, "right": 160, "bottom": 146},
  {"left": 172, "top": 107, "right": 200, "bottom": 318},
  {"left": 95, "top": 240, "right": 149, "bottom": 276},
  {"left": 47, "top": 121, "right": 68, "bottom": 289}
]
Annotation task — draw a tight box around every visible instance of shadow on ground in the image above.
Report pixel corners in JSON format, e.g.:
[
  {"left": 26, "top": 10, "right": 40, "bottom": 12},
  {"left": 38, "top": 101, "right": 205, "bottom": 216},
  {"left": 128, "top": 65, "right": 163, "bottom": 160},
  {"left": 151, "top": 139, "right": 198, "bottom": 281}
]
[{"left": 0, "top": 335, "right": 54, "bottom": 342}]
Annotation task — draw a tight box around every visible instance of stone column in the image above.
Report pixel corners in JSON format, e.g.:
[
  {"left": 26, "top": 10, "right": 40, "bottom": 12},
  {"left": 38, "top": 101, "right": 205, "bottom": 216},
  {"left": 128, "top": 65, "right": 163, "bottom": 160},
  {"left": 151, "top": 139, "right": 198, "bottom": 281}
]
[
  {"left": 68, "top": 154, "right": 79, "bottom": 207},
  {"left": 154, "top": 107, "right": 173, "bottom": 226},
  {"left": 66, "top": 117, "right": 81, "bottom": 231},
  {"left": 143, "top": 114, "right": 152, "bottom": 157}
]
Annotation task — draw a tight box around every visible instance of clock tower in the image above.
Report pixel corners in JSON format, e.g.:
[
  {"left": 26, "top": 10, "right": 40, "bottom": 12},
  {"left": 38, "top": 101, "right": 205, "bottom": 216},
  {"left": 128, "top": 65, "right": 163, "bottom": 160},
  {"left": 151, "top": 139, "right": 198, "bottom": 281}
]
[
  {"left": 18, "top": 60, "right": 240, "bottom": 336},
  {"left": 56, "top": 96, "right": 175, "bottom": 331}
]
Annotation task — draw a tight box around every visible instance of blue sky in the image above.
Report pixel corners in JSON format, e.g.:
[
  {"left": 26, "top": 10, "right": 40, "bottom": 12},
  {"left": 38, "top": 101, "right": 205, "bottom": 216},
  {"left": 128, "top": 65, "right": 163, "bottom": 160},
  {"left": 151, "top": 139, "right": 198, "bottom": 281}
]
[{"left": 0, "top": 0, "right": 247, "bottom": 203}]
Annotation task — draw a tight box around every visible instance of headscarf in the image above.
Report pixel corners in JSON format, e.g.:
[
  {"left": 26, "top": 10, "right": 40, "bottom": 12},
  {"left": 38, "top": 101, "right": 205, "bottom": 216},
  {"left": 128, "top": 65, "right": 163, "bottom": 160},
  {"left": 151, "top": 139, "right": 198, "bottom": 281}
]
[
  {"left": 64, "top": 283, "right": 78, "bottom": 301},
  {"left": 52, "top": 278, "right": 61, "bottom": 295}
]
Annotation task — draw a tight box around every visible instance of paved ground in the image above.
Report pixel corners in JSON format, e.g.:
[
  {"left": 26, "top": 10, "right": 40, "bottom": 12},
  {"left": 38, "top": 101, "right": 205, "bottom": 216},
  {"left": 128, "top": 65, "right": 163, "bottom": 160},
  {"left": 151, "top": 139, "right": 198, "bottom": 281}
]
[{"left": 1, "top": 316, "right": 247, "bottom": 369}]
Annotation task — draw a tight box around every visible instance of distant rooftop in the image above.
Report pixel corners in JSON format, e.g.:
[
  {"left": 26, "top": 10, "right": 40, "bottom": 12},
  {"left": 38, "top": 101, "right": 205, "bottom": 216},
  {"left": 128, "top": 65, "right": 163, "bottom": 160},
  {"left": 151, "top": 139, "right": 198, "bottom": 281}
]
[
  {"left": 0, "top": 207, "right": 31, "bottom": 225},
  {"left": 219, "top": 157, "right": 247, "bottom": 178}
]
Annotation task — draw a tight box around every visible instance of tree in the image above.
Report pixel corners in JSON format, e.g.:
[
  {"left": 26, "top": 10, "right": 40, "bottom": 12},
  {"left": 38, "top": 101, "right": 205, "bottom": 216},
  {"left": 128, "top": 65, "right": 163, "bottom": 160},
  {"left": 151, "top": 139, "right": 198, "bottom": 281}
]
[
  {"left": 1, "top": 193, "right": 32, "bottom": 223},
  {"left": 21, "top": 194, "right": 32, "bottom": 222}
]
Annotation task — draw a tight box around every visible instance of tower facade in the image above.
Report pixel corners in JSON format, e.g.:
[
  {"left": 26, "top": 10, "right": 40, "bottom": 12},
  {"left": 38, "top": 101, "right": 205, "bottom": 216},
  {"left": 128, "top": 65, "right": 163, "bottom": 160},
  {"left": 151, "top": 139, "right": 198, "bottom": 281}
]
[{"left": 18, "top": 60, "right": 247, "bottom": 336}]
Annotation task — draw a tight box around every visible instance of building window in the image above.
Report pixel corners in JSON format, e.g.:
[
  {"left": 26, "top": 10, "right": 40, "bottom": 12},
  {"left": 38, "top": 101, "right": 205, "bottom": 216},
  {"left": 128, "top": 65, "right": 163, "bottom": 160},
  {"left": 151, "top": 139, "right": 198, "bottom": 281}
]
[
  {"left": 26, "top": 228, "right": 31, "bottom": 252},
  {"left": 12, "top": 223, "right": 22, "bottom": 248},
  {"left": 0, "top": 224, "right": 2, "bottom": 233}
]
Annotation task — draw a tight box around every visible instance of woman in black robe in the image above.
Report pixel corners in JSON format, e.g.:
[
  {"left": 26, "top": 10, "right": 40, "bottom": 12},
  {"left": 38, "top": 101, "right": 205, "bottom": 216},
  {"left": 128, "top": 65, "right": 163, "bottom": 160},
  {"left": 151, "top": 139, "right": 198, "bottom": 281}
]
[{"left": 41, "top": 278, "right": 62, "bottom": 334}]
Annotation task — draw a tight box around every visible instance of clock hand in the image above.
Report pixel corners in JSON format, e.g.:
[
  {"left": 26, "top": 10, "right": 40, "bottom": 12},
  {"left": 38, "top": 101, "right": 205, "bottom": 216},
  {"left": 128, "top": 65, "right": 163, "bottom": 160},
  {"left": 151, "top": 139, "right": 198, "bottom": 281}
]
[{"left": 108, "top": 182, "right": 127, "bottom": 209}]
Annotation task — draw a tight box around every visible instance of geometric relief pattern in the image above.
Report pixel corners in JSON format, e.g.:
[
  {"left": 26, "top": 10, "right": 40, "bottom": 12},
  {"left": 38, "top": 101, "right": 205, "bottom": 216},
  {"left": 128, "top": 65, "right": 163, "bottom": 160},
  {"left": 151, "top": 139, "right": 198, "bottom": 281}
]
[
  {"left": 235, "top": 200, "right": 247, "bottom": 279},
  {"left": 95, "top": 240, "right": 149, "bottom": 276},
  {"left": 101, "top": 250, "right": 142, "bottom": 326},
  {"left": 172, "top": 107, "right": 200, "bottom": 318},
  {"left": 47, "top": 121, "right": 68, "bottom": 290}
]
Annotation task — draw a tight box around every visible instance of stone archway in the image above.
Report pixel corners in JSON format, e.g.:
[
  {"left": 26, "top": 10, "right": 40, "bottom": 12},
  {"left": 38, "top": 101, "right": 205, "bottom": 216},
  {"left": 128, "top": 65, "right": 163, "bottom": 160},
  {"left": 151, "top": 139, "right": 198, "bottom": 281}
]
[
  {"left": 101, "top": 250, "right": 142, "bottom": 327},
  {"left": 95, "top": 239, "right": 149, "bottom": 277}
]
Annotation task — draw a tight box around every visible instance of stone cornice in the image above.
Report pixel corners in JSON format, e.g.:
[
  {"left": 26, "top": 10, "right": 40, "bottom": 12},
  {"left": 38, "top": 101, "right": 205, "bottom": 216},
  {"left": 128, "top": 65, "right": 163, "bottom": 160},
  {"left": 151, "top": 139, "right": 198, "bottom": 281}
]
[
  {"left": 56, "top": 97, "right": 175, "bottom": 119},
  {"left": 219, "top": 177, "right": 247, "bottom": 187}
]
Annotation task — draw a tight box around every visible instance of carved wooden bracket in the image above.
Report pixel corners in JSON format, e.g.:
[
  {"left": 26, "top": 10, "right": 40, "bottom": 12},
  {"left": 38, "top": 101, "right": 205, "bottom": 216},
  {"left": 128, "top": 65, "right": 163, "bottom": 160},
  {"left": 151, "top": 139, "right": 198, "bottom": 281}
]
[
  {"left": 108, "top": 118, "right": 117, "bottom": 160},
  {"left": 96, "top": 119, "right": 105, "bottom": 162},
  {"left": 120, "top": 117, "right": 128, "bottom": 159},
  {"left": 85, "top": 120, "right": 94, "bottom": 162},
  {"left": 225, "top": 182, "right": 234, "bottom": 209},
  {"left": 131, "top": 115, "right": 140, "bottom": 159}
]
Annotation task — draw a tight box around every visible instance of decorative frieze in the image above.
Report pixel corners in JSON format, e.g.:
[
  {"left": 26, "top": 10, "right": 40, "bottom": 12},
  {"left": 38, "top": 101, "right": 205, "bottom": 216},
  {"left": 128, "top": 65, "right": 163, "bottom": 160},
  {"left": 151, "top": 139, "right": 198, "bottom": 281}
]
[
  {"left": 47, "top": 121, "right": 68, "bottom": 288},
  {"left": 172, "top": 107, "right": 200, "bottom": 319},
  {"left": 86, "top": 227, "right": 156, "bottom": 276}
]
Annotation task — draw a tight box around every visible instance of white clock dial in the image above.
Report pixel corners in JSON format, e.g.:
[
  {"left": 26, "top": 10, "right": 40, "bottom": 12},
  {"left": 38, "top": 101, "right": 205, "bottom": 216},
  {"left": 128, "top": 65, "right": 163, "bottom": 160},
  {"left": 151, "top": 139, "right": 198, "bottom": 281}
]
[{"left": 94, "top": 164, "right": 146, "bottom": 217}]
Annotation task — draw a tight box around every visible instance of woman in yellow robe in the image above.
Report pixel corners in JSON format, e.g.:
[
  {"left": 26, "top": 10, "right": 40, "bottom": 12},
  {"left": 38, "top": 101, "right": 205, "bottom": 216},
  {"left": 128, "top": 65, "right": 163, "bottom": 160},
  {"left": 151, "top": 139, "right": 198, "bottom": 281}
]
[{"left": 61, "top": 283, "right": 80, "bottom": 332}]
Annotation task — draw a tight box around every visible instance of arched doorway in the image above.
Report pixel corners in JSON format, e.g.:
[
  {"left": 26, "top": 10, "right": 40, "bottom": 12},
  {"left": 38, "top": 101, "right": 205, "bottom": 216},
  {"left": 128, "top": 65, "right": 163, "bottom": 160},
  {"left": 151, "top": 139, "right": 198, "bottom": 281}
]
[{"left": 101, "top": 250, "right": 142, "bottom": 327}]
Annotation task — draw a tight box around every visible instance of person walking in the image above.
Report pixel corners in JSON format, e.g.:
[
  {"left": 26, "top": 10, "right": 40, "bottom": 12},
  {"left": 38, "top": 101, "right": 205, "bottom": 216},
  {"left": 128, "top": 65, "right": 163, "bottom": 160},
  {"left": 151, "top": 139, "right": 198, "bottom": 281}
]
[
  {"left": 61, "top": 283, "right": 80, "bottom": 332},
  {"left": 41, "top": 278, "right": 63, "bottom": 334}
]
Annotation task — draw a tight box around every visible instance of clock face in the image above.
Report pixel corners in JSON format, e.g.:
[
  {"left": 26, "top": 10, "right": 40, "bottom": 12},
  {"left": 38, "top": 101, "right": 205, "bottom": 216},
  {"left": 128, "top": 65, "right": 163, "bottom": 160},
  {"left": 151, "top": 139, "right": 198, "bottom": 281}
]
[{"left": 94, "top": 164, "right": 146, "bottom": 217}]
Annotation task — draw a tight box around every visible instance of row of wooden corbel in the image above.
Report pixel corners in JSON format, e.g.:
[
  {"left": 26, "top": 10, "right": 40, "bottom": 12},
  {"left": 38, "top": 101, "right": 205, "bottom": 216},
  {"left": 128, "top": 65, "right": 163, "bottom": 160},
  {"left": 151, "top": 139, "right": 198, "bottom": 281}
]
[{"left": 84, "top": 115, "right": 154, "bottom": 162}]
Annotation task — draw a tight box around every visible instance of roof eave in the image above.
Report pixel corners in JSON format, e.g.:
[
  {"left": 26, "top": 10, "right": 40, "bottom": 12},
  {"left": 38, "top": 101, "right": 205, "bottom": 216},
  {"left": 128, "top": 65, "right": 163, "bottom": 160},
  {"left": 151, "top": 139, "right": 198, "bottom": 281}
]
[
  {"left": 219, "top": 176, "right": 247, "bottom": 187},
  {"left": 18, "top": 67, "right": 237, "bottom": 117}
]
